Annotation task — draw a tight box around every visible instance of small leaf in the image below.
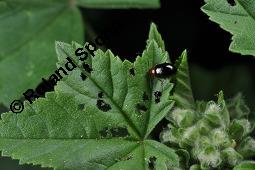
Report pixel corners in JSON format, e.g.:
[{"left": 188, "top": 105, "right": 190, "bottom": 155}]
[
  {"left": 195, "top": 100, "right": 208, "bottom": 113},
  {"left": 172, "top": 50, "right": 195, "bottom": 110},
  {"left": 179, "top": 125, "right": 200, "bottom": 147},
  {"left": 222, "top": 147, "right": 243, "bottom": 166},
  {"left": 160, "top": 125, "right": 180, "bottom": 145},
  {"left": 197, "top": 145, "right": 222, "bottom": 168},
  {"left": 217, "top": 91, "right": 230, "bottom": 126},
  {"left": 166, "top": 108, "right": 195, "bottom": 128},
  {"left": 234, "top": 161, "right": 255, "bottom": 170},
  {"left": 229, "top": 119, "right": 252, "bottom": 141},
  {"left": 202, "top": 0, "right": 255, "bottom": 57},
  {"left": 147, "top": 23, "right": 165, "bottom": 51},
  {"left": 211, "top": 129, "right": 230, "bottom": 147},
  {"left": 204, "top": 101, "right": 222, "bottom": 127},
  {"left": 227, "top": 93, "right": 250, "bottom": 119},
  {"left": 190, "top": 164, "right": 201, "bottom": 170},
  {"left": 176, "top": 149, "right": 190, "bottom": 169},
  {"left": 236, "top": 137, "right": 255, "bottom": 158},
  {"left": 77, "top": 0, "right": 160, "bottom": 9}
]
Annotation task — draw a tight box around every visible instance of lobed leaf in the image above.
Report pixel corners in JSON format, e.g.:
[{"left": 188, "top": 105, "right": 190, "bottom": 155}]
[
  {"left": 0, "top": 23, "right": 179, "bottom": 169},
  {"left": 171, "top": 50, "right": 195, "bottom": 110},
  {"left": 202, "top": 0, "right": 255, "bottom": 57},
  {"left": 0, "top": 0, "right": 160, "bottom": 107}
]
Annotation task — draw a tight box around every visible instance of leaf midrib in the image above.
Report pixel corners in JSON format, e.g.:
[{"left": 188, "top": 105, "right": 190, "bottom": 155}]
[
  {"left": 236, "top": 0, "right": 255, "bottom": 21},
  {"left": 144, "top": 43, "right": 155, "bottom": 139},
  {"left": 58, "top": 47, "right": 143, "bottom": 140}
]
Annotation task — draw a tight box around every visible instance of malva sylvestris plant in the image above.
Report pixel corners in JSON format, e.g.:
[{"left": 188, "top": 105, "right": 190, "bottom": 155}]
[
  {"left": 1, "top": 0, "right": 255, "bottom": 169},
  {"left": 0, "top": 23, "right": 254, "bottom": 170}
]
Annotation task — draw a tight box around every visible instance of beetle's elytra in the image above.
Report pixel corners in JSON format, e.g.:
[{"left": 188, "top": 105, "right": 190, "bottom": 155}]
[{"left": 149, "top": 63, "right": 177, "bottom": 78}]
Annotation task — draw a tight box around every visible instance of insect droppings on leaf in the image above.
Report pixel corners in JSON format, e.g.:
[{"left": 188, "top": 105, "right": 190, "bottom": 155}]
[
  {"left": 136, "top": 103, "right": 148, "bottom": 112},
  {"left": 99, "top": 127, "right": 129, "bottom": 138},
  {"left": 129, "top": 68, "right": 135, "bottom": 76},
  {"left": 80, "top": 73, "right": 87, "bottom": 81},
  {"left": 154, "top": 91, "right": 162, "bottom": 103},
  {"left": 83, "top": 63, "right": 93, "bottom": 73},
  {"left": 96, "top": 99, "right": 111, "bottom": 112},
  {"left": 98, "top": 91, "right": 104, "bottom": 98},
  {"left": 148, "top": 156, "right": 156, "bottom": 170},
  {"left": 118, "top": 155, "right": 133, "bottom": 161},
  {"left": 143, "top": 92, "right": 149, "bottom": 101}
]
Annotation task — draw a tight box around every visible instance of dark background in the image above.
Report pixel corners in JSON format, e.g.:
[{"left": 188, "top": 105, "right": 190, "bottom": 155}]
[
  {"left": 83, "top": 0, "right": 255, "bottom": 108},
  {"left": 1, "top": 0, "right": 254, "bottom": 169}
]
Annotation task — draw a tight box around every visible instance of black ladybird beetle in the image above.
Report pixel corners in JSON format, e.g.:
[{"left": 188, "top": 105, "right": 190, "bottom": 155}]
[{"left": 149, "top": 63, "right": 177, "bottom": 78}]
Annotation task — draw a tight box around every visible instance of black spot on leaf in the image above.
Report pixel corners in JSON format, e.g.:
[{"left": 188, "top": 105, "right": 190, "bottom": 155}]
[
  {"left": 148, "top": 156, "right": 156, "bottom": 170},
  {"left": 98, "top": 91, "right": 104, "bottom": 98},
  {"left": 80, "top": 73, "right": 87, "bottom": 81},
  {"left": 155, "top": 99, "right": 160, "bottom": 103},
  {"left": 96, "top": 100, "right": 111, "bottom": 112},
  {"left": 83, "top": 63, "right": 93, "bottom": 73},
  {"left": 99, "top": 127, "right": 110, "bottom": 138},
  {"left": 227, "top": 0, "right": 236, "bottom": 6},
  {"left": 129, "top": 68, "right": 135, "bottom": 76},
  {"left": 78, "top": 104, "right": 85, "bottom": 110},
  {"left": 143, "top": 92, "right": 149, "bottom": 101},
  {"left": 136, "top": 103, "right": 148, "bottom": 112},
  {"left": 110, "top": 127, "right": 129, "bottom": 137},
  {"left": 154, "top": 91, "right": 162, "bottom": 104}
]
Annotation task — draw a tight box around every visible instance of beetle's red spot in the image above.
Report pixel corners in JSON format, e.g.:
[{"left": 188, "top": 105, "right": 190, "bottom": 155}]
[{"left": 149, "top": 68, "right": 155, "bottom": 77}]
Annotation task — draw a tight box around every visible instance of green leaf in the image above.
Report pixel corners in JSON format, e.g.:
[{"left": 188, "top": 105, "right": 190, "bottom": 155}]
[
  {"left": 217, "top": 91, "right": 230, "bottom": 126},
  {"left": 197, "top": 145, "right": 222, "bottom": 169},
  {"left": 161, "top": 89, "right": 254, "bottom": 169},
  {"left": 0, "top": 1, "right": 83, "bottom": 106},
  {"left": 147, "top": 23, "right": 165, "bottom": 51},
  {"left": 176, "top": 149, "right": 190, "bottom": 169},
  {"left": 229, "top": 119, "right": 252, "bottom": 141},
  {"left": 202, "top": 0, "right": 255, "bottom": 57},
  {"left": 55, "top": 23, "right": 175, "bottom": 139},
  {"left": 221, "top": 147, "right": 243, "bottom": 166},
  {"left": 234, "top": 161, "right": 255, "bottom": 170},
  {"left": 77, "top": 0, "right": 160, "bottom": 9},
  {"left": 0, "top": 23, "right": 179, "bottom": 169},
  {"left": 227, "top": 93, "right": 250, "bottom": 119},
  {"left": 236, "top": 137, "right": 255, "bottom": 158},
  {"left": 190, "top": 164, "right": 201, "bottom": 170},
  {"left": 166, "top": 108, "right": 196, "bottom": 128},
  {"left": 171, "top": 50, "right": 195, "bottom": 110}
]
